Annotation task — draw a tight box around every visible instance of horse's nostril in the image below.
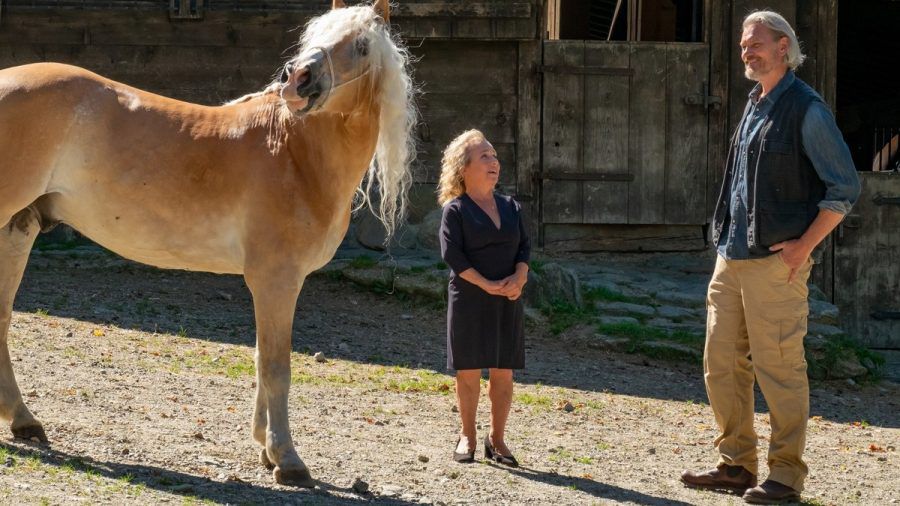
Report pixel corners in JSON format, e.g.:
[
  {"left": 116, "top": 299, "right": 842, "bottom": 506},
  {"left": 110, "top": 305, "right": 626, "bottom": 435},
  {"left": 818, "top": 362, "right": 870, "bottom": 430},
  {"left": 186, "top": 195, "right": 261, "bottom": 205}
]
[{"left": 280, "top": 67, "right": 290, "bottom": 83}]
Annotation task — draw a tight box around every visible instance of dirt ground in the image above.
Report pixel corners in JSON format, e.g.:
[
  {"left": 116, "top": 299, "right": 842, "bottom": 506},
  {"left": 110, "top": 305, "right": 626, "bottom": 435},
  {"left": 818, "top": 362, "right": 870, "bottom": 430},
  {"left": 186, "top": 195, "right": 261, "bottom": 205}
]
[{"left": 1, "top": 249, "right": 898, "bottom": 505}]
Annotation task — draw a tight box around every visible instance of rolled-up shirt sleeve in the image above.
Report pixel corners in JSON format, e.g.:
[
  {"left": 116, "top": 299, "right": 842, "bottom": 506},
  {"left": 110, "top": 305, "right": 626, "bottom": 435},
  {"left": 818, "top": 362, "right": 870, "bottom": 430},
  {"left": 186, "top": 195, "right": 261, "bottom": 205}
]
[
  {"left": 801, "top": 102, "right": 861, "bottom": 215},
  {"left": 439, "top": 203, "right": 472, "bottom": 274},
  {"left": 514, "top": 201, "right": 531, "bottom": 265}
]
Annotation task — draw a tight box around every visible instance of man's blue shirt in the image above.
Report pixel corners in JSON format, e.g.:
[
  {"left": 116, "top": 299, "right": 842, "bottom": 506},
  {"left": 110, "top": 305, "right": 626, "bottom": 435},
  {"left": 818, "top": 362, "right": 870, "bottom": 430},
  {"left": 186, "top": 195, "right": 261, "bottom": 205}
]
[{"left": 718, "top": 71, "right": 860, "bottom": 259}]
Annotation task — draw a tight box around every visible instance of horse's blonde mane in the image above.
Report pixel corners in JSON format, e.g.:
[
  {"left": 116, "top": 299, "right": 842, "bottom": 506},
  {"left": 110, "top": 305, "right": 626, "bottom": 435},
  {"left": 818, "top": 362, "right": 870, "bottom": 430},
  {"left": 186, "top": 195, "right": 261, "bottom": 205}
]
[{"left": 271, "top": 5, "right": 417, "bottom": 240}]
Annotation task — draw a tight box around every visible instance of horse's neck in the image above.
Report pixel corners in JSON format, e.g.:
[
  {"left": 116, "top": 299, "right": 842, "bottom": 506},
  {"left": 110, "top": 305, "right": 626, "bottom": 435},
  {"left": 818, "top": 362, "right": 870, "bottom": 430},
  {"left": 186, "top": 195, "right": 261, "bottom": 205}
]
[{"left": 287, "top": 103, "right": 380, "bottom": 201}]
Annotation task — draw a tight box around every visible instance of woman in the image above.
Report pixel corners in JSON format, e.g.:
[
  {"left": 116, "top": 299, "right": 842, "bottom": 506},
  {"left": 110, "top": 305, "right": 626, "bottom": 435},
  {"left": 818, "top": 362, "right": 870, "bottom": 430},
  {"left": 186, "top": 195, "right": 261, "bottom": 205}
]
[{"left": 437, "top": 129, "right": 530, "bottom": 467}]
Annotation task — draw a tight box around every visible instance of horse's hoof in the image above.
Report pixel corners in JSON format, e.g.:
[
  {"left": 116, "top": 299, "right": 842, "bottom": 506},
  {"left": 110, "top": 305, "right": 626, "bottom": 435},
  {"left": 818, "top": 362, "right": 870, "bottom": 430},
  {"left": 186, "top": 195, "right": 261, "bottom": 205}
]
[
  {"left": 11, "top": 423, "right": 48, "bottom": 443},
  {"left": 259, "top": 448, "right": 275, "bottom": 470},
  {"left": 273, "top": 466, "right": 315, "bottom": 488}
]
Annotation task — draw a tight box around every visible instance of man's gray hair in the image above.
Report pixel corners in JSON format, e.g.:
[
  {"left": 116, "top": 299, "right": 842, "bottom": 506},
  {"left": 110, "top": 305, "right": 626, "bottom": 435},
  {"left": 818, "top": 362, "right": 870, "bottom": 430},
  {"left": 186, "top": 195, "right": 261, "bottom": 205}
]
[{"left": 742, "top": 10, "right": 806, "bottom": 70}]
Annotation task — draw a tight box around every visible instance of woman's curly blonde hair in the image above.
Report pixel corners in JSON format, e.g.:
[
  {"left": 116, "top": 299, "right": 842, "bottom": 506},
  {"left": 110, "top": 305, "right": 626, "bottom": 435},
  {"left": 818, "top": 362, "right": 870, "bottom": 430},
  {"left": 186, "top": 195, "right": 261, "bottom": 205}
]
[{"left": 437, "top": 129, "right": 486, "bottom": 206}]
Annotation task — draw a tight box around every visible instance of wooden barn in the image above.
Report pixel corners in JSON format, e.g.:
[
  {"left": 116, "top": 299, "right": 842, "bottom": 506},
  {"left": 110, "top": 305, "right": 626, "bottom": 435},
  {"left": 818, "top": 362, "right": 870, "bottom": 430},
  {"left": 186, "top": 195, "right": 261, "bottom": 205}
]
[{"left": 0, "top": 0, "right": 897, "bottom": 353}]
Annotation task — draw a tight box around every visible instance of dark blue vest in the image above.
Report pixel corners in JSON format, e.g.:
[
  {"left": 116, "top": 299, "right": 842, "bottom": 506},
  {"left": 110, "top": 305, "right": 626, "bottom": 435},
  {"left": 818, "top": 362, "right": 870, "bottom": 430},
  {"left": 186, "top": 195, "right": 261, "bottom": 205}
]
[{"left": 712, "top": 78, "right": 827, "bottom": 254}]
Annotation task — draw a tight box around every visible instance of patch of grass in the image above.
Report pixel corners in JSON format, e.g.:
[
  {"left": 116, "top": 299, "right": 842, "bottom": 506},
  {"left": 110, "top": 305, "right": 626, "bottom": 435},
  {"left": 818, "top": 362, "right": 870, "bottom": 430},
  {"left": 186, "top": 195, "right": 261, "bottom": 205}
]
[
  {"left": 541, "top": 299, "right": 595, "bottom": 335},
  {"left": 574, "top": 455, "right": 593, "bottom": 465},
  {"left": 33, "top": 237, "right": 84, "bottom": 252},
  {"left": 583, "top": 286, "right": 636, "bottom": 304},
  {"left": 409, "top": 265, "right": 427, "bottom": 274},
  {"left": 433, "top": 261, "right": 448, "bottom": 270},
  {"left": 385, "top": 370, "right": 453, "bottom": 394},
  {"left": 597, "top": 322, "right": 703, "bottom": 362},
  {"left": 529, "top": 259, "right": 545, "bottom": 275},
  {"left": 176, "top": 326, "right": 188, "bottom": 338},
  {"left": 515, "top": 391, "right": 553, "bottom": 408},
  {"left": 34, "top": 308, "right": 50, "bottom": 317},
  {"left": 596, "top": 441, "right": 611, "bottom": 451},
  {"left": 173, "top": 349, "right": 255, "bottom": 379},
  {"left": 349, "top": 255, "right": 378, "bottom": 269},
  {"left": 821, "top": 336, "right": 886, "bottom": 381}
]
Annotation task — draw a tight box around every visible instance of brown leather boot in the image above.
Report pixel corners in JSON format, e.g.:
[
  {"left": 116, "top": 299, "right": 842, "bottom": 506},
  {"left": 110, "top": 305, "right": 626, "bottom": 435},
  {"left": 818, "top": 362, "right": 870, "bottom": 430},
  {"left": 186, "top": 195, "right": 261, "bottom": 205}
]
[
  {"left": 681, "top": 463, "right": 757, "bottom": 492},
  {"left": 742, "top": 479, "right": 800, "bottom": 504}
]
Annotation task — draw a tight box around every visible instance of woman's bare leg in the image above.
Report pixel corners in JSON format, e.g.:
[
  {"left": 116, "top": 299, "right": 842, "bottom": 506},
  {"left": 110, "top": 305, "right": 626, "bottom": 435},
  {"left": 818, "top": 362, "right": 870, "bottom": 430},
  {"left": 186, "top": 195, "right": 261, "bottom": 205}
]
[
  {"left": 455, "top": 369, "right": 481, "bottom": 453},
  {"left": 488, "top": 368, "right": 514, "bottom": 455}
]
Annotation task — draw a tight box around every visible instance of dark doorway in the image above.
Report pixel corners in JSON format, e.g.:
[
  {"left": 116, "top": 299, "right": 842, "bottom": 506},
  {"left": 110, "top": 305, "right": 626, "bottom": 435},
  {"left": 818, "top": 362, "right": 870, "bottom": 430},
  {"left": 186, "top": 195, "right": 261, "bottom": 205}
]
[
  {"left": 836, "top": 1, "right": 900, "bottom": 171},
  {"left": 550, "top": 0, "right": 702, "bottom": 42}
]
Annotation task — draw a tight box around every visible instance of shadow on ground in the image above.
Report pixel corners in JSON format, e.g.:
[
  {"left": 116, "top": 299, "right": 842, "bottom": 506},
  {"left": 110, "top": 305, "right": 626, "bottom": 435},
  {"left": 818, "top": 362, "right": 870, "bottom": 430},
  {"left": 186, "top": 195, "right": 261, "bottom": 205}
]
[
  {"left": 12, "top": 250, "right": 900, "bottom": 428},
  {"left": 0, "top": 440, "right": 420, "bottom": 505}
]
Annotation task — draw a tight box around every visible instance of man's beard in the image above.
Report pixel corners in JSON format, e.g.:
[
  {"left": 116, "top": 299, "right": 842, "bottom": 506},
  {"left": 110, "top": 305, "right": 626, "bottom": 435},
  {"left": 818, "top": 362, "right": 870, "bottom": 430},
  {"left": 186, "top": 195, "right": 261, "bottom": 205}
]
[{"left": 744, "top": 61, "right": 765, "bottom": 81}]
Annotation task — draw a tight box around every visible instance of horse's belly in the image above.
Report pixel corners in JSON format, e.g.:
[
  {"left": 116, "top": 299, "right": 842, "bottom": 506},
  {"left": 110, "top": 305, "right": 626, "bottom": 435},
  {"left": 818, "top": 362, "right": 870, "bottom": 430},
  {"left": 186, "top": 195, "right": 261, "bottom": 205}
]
[{"left": 49, "top": 197, "right": 245, "bottom": 274}]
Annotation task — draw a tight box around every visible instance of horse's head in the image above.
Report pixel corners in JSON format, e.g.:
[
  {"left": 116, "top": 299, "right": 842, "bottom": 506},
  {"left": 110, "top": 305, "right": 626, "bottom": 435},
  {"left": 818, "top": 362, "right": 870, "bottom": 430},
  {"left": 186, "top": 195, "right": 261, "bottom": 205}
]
[{"left": 280, "top": 0, "right": 391, "bottom": 115}]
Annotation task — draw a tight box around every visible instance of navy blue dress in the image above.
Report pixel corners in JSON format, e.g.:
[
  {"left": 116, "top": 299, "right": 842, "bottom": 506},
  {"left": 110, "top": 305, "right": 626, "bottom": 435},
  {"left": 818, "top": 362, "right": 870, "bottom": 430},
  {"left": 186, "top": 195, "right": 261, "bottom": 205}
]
[{"left": 439, "top": 193, "right": 531, "bottom": 370}]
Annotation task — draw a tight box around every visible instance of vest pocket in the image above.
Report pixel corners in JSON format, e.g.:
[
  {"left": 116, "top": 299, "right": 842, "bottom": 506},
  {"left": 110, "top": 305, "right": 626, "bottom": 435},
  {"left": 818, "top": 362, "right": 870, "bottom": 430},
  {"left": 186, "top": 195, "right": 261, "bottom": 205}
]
[
  {"left": 756, "top": 200, "right": 809, "bottom": 246},
  {"left": 762, "top": 139, "right": 793, "bottom": 154}
]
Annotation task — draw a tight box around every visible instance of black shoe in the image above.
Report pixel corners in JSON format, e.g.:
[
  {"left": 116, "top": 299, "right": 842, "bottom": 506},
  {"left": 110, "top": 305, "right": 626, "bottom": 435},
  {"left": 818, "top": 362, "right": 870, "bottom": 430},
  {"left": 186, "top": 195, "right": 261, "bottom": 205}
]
[
  {"left": 484, "top": 435, "right": 519, "bottom": 467},
  {"left": 453, "top": 438, "right": 475, "bottom": 463},
  {"left": 742, "top": 479, "right": 801, "bottom": 504}
]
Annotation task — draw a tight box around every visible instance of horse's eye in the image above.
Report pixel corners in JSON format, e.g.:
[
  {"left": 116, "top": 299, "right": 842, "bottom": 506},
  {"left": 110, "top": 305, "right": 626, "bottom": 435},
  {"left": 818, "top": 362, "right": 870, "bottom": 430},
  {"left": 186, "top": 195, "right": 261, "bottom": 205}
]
[{"left": 354, "top": 38, "right": 369, "bottom": 57}]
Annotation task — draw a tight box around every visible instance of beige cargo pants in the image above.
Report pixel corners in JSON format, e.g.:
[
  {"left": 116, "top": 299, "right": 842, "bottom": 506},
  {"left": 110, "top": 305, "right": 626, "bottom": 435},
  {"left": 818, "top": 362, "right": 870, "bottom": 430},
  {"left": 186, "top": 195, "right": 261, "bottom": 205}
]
[{"left": 704, "top": 253, "right": 813, "bottom": 492}]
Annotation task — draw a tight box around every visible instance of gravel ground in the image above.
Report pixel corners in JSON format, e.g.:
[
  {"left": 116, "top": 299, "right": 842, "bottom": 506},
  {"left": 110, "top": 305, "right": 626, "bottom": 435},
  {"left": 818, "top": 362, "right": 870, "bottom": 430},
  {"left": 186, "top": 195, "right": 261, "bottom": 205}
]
[{"left": 1, "top": 250, "right": 897, "bottom": 505}]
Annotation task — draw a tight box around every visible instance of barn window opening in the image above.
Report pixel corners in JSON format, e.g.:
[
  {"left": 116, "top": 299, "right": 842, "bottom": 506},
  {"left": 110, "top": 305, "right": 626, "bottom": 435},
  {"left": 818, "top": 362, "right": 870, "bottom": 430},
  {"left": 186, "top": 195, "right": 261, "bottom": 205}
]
[
  {"left": 547, "top": 0, "right": 703, "bottom": 42},
  {"left": 836, "top": 0, "right": 900, "bottom": 171}
]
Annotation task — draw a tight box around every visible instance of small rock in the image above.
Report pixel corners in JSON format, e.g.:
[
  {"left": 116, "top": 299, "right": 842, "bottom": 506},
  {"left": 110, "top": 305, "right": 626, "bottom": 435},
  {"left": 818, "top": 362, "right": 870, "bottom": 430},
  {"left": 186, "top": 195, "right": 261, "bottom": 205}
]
[
  {"left": 30, "top": 437, "right": 40, "bottom": 443},
  {"left": 878, "top": 457, "right": 887, "bottom": 462},
  {"left": 65, "top": 332, "right": 74, "bottom": 338},
  {"left": 400, "top": 314, "right": 414, "bottom": 320},
  {"left": 314, "top": 352, "right": 326, "bottom": 363},
  {"left": 656, "top": 305, "right": 695, "bottom": 320},
  {"left": 216, "top": 291, "right": 233, "bottom": 301},
  {"left": 561, "top": 402, "right": 575, "bottom": 412},
  {"left": 846, "top": 378, "right": 857, "bottom": 387},
  {"left": 599, "top": 316, "right": 640, "bottom": 326},
  {"left": 417, "top": 454, "right": 429, "bottom": 463},
  {"left": 448, "top": 471, "right": 460, "bottom": 479},
  {"left": 450, "top": 405, "right": 458, "bottom": 413},
  {"left": 352, "top": 478, "right": 369, "bottom": 494},
  {"left": 648, "top": 448, "right": 656, "bottom": 455},
  {"left": 192, "top": 432, "right": 204, "bottom": 440},
  {"left": 338, "top": 343, "right": 351, "bottom": 353},
  {"left": 169, "top": 484, "right": 193, "bottom": 492},
  {"left": 3, "top": 456, "right": 13, "bottom": 467}
]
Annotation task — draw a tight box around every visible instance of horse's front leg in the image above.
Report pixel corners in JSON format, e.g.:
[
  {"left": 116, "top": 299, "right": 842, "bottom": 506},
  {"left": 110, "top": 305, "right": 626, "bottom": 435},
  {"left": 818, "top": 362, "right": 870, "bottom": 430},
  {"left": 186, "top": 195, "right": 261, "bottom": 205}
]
[{"left": 245, "top": 270, "right": 313, "bottom": 487}]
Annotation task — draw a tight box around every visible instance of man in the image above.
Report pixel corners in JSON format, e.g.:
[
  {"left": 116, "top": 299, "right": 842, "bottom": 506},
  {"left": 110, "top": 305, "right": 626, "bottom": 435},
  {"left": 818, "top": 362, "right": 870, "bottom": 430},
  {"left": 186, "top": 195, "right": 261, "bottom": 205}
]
[{"left": 681, "top": 10, "right": 860, "bottom": 505}]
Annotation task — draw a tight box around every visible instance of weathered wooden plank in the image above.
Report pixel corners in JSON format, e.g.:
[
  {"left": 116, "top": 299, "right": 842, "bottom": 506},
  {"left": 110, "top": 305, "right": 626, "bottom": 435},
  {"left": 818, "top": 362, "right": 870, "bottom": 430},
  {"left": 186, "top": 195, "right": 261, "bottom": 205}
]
[
  {"left": 665, "top": 44, "right": 708, "bottom": 224},
  {"left": 707, "top": 0, "right": 731, "bottom": 219},
  {"left": 541, "top": 40, "right": 584, "bottom": 223},
  {"left": 627, "top": 44, "right": 667, "bottom": 224},
  {"left": 582, "top": 42, "right": 629, "bottom": 224},
  {"left": 494, "top": 17, "right": 538, "bottom": 40},
  {"left": 410, "top": 41, "right": 518, "bottom": 95},
  {"left": 396, "top": 2, "right": 532, "bottom": 18},
  {"left": 412, "top": 18, "right": 453, "bottom": 38},
  {"left": 417, "top": 93, "right": 517, "bottom": 144},
  {"left": 452, "top": 18, "right": 493, "bottom": 39},
  {"left": 833, "top": 172, "right": 900, "bottom": 348},
  {"left": 516, "top": 40, "right": 540, "bottom": 241},
  {"left": 0, "top": 11, "right": 310, "bottom": 48},
  {"left": 543, "top": 224, "right": 707, "bottom": 252}
]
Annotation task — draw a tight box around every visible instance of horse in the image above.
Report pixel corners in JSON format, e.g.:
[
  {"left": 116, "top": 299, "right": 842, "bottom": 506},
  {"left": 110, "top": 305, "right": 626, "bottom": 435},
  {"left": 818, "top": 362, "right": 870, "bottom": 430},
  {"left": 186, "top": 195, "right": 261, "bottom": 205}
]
[{"left": 0, "top": 0, "right": 415, "bottom": 487}]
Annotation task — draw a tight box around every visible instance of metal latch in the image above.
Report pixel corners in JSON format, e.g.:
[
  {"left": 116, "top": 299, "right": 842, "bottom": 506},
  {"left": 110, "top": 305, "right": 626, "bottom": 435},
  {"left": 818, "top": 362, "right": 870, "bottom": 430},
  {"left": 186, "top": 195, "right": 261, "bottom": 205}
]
[
  {"left": 873, "top": 195, "right": 900, "bottom": 206},
  {"left": 871, "top": 310, "right": 900, "bottom": 320},
  {"left": 684, "top": 81, "right": 722, "bottom": 110}
]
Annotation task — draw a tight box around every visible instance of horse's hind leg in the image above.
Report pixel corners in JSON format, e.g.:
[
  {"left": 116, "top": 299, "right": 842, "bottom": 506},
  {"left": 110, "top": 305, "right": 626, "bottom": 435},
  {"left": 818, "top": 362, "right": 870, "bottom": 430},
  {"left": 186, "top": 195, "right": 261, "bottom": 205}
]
[{"left": 0, "top": 206, "right": 46, "bottom": 441}]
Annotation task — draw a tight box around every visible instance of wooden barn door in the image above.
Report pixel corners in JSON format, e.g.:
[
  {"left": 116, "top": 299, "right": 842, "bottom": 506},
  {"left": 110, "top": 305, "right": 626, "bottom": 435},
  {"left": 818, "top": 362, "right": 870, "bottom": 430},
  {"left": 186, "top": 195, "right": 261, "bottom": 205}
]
[
  {"left": 540, "top": 41, "right": 712, "bottom": 225},
  {"left": 833, "top": 172, "right": 900, "bottom": 349}
]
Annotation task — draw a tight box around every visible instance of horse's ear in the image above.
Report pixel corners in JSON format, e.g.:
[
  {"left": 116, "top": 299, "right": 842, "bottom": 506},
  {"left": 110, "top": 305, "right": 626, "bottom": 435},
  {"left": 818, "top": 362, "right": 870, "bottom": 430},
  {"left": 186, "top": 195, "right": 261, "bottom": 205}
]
[
  {"left": 373, "top": 0, "right": 390, "bottom": 22},
  {"left": 332, "top": 0, "right": 346, "bottom": 9}
]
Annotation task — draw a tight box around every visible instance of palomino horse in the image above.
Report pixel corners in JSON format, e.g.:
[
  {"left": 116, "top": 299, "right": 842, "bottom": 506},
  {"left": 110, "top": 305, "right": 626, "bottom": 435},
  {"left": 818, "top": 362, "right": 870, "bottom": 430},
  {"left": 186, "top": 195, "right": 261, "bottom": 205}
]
[{"left": 0, "top": 0, "right": 414, "bottom": 486}]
